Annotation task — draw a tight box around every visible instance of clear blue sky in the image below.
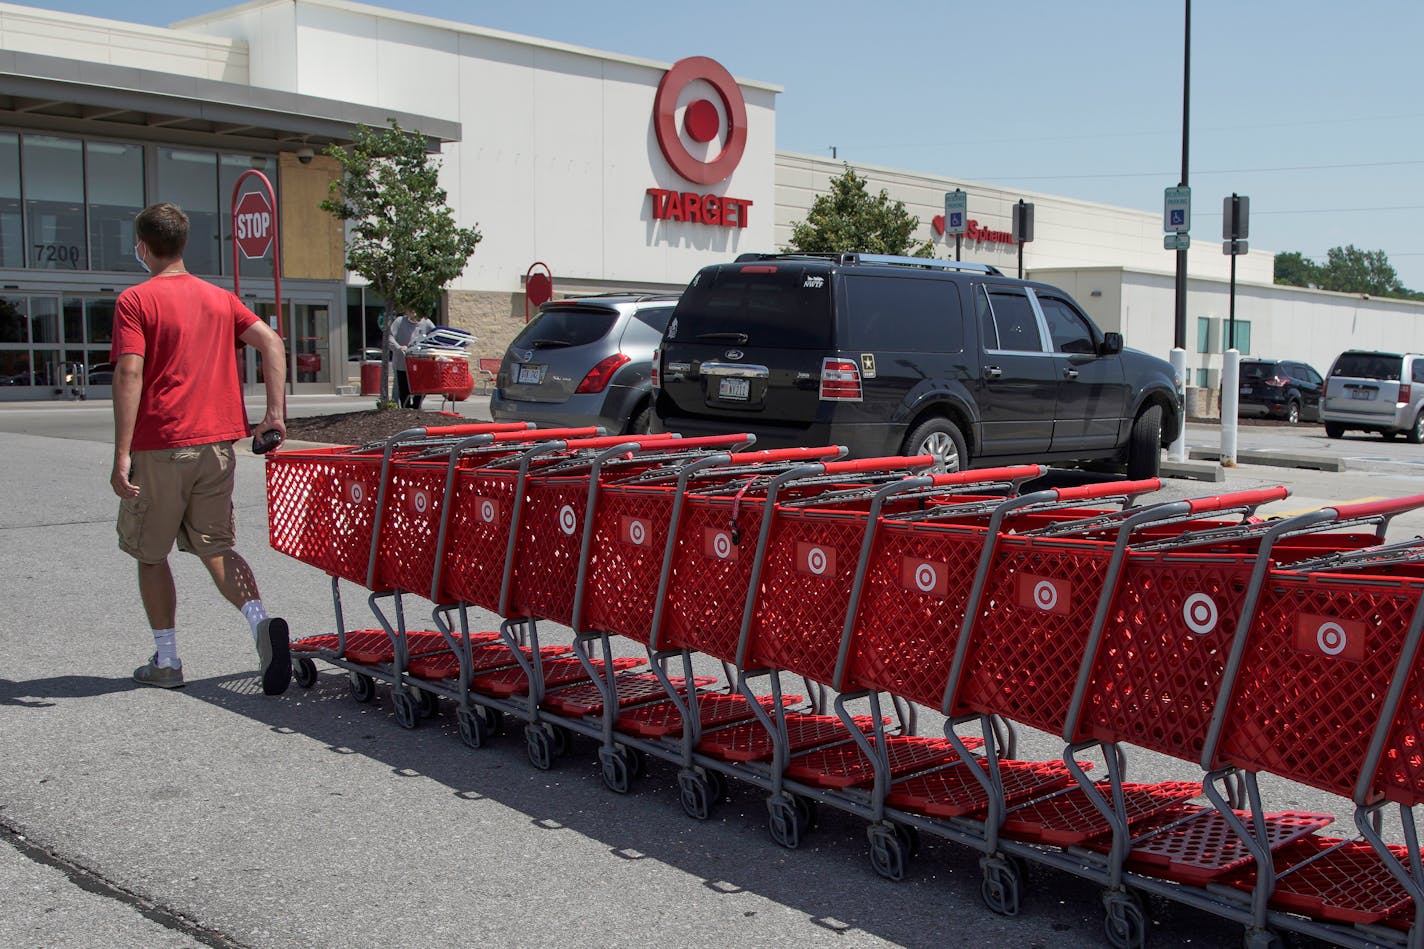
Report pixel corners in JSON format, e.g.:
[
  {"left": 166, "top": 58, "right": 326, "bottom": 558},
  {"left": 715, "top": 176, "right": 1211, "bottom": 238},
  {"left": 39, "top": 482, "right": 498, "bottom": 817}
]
[{"left": 42, "top": 0, "right": 1424, "bottom": 291}]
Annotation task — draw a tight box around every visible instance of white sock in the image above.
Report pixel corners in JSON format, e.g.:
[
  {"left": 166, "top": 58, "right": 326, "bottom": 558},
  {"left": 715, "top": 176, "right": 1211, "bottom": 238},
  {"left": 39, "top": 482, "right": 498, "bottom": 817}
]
[
  {"left": 152, "top": 628, "right": 179, "bottom": 668},
  {"left": 240, "top": 600, "right": 268, "bottom": 642}
]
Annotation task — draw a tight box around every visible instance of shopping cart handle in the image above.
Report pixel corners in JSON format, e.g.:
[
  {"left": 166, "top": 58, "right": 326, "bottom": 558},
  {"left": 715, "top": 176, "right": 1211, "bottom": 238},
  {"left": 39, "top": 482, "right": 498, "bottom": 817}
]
[
  {"left": 1183, "top": 485, "right": 1289, "bottom": 515},
  {"left": 490, "top": 426, "right": 603, "bottom": 443},
  {"left": 929, "top": 464, "right": 1044, "bottom": 488},
  {"left": 655, "top": 434, "right": 756, "bottom": 453},
  {"left": 1050, "top": 478, "right": 1161, "bottom": 504},
  {"left": 821, "top": 455, "right": 936, "bottom": 477},
  {"left": 724, "top": 446, "right": 846, "bottom": 466},
  {"left": 420, "top": 422, "right": 531, "bottom": 438},
  {"left": 562, "top": 433, "right": 680, "bottom": 452},
  {"left": 1326, "top": 494, "right": 1424, "bottom": 522}
]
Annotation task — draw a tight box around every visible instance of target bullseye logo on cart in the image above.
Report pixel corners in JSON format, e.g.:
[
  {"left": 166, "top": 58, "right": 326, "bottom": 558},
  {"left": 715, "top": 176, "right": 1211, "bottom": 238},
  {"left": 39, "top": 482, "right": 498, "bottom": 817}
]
[
  {"left": 558, "top": 504, "right": 578, "bottom": 536},
  {"left": 478, "top": 498, "right": 497, "bottom": 524},
  {"left": 1294, "top": 613, "right": 1365, "bottom": 661},
  {"left": 620, "top": 516, "right": 651, "bottom": 548},
  {"left": 409, "top": 489, "right": 430, "bottom": 516},
  {"left": 646, "top": 56, "right": 753, "bottom": 229},
  {"left": 797, "top": 543, "right": 835, "bottom": 577},
  {"left": 346, "top": 479, "right": 367, "bottom": 506},
  {"left": 1182, "top": 593, "right": 1219, "bottom": 636},
  {"left": 1018, "top": 573, "right": 1070, "bottom": 615},
  {"left": 704, "top": 527, "right": 738, "bottom": 562},
  {"left": 901, "top": 559, "right": 948, "bottom": 597}
]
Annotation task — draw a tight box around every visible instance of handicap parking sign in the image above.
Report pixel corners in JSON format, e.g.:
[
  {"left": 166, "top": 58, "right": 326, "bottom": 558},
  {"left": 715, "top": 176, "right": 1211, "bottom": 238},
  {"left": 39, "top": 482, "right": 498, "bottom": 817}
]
[
  {"left": 1170, "top": 209, "right": 1186, "bottom": 227},
  {"left": 949, "top": 212, "right": 963, "bottom": 228}
]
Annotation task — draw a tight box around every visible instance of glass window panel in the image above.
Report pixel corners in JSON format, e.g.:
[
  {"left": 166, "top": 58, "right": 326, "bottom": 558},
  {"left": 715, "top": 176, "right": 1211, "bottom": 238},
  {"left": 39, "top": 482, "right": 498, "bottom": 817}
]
[
  {"left": 86, "top": 142, "right": 145, "bottom": 273},
  {"left": 23, "top": 135, "right": 86, "bottom": 270},
  {"left": 986, "top": 289, "right": 1043, "bottom": 352},
  {"left": 0, "top": 295, "right": 23, "bottom": 343},
  {"left": 0, "top": 349, "right": 31, "bottom": 386},
  {"left": 221, "top": 154, "right": 277, "bottom": 279},
  {"left": 32, "top": 348, "right": 61, "bottom": 387},
  {"left": 1236, "top": 321, "right": 1252, "bottom": 355},
  {"left": 0, "top": 132, "right": 21, "bottom": 268},
  {"left": 841, "top": 276, "right": 963, "bottom": 353},
  {"left": 87, "top": 298, "right": 114, "bottom": 344},
  {"left": 29, "top": 296, "right": 59, "bottom": 344},
  {"left": 1196, "top": 316, "right": 1211, "bottom": 353},
  {"left": 1038, "top": 296, "right": 1095, "bottom": 355},
  {"left": 156, "top": 148, "right": 219, "bottom": 275},
  {"left": 63, "top": 296, "right": 83, "bottom": 343}
]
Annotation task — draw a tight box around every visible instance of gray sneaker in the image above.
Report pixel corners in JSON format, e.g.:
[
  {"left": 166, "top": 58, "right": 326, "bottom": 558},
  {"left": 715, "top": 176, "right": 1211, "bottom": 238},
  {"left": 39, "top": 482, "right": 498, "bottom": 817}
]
[
  {"left": 256, "top": 617, "right": 291, "bottom": 695},
  {"left": 134, "top": 655, "right": 185, "bottom": 689}
]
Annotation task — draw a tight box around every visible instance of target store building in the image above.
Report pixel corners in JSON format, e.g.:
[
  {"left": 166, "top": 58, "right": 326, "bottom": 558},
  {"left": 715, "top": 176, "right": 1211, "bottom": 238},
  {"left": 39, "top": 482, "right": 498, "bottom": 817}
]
[{"left": 1, "top": 0, "right": 1419, "bottom": 401}]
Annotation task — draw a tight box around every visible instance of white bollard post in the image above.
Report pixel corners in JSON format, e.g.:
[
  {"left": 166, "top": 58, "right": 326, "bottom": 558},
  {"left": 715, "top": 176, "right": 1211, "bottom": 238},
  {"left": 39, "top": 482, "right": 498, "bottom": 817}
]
[
  {"left": 1220, "top": 349, "right": 1239, "bottom": 467},
  {"left": 1169, "top": 347, "right": 1188, "bottom": 463}
]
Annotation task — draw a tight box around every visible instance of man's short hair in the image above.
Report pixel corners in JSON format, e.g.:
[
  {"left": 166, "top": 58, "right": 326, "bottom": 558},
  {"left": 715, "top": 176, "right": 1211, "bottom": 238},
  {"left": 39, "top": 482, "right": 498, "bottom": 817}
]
[{"left": 135, "top": 203, "right": 189, "bottom": 259}]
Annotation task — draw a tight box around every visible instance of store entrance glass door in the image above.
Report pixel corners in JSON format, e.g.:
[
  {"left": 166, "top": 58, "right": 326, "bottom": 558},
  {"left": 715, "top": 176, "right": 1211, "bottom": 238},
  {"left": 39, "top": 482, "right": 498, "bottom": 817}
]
[{"left": 243, "top": 299, "right": 334, "bottom": 393}]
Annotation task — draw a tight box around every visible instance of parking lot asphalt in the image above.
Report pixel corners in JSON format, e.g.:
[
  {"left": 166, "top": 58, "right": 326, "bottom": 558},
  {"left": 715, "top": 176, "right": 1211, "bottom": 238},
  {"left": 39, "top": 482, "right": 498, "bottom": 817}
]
[{"left": 3, "top": 398, "right": 1422, "bottom": 947}]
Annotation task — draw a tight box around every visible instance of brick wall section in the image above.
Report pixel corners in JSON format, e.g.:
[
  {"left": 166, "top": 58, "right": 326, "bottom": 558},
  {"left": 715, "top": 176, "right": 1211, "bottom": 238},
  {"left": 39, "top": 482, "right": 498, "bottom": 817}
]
[{"left": 442, "top": 290, "right": 578, "bottom": 364}]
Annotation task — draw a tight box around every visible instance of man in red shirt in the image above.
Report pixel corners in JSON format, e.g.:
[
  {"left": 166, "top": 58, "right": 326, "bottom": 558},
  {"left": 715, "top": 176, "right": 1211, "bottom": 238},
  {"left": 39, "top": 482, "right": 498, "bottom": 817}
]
[{"left": 110, "top": 202, "right": 292, "bottom": 694}]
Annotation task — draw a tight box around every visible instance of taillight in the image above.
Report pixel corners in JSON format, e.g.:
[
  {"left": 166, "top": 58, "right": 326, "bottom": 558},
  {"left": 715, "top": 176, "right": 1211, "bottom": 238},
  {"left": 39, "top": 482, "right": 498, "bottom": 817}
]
[
  {"left": 1263, "top": 375, "right": 1288, "bottom": 388},
  {"left": 1399, "top": 384, "right": 1412, "bottom": 403},
  {"left": 819, "top": 357, "right": 863, "bottom": 401},
  {"left": 650, "top": 348, "right": 661, "bottom": 390},
  {"left": 576, "top": 353, "right": 631, "bottom": 394}
]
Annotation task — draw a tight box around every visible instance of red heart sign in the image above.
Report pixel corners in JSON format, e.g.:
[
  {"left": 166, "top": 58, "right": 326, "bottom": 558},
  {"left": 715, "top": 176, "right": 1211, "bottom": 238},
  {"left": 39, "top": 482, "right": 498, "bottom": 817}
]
[{"left": 932, "top": 214, "right": 945, "bottom": 235}]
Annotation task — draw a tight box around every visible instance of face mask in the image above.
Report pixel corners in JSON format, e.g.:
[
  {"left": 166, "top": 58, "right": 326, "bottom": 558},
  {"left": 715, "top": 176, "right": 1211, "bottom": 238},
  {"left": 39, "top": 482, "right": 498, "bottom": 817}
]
[{"left": 134, "top": 246, "right": 150, "bottom": 273}]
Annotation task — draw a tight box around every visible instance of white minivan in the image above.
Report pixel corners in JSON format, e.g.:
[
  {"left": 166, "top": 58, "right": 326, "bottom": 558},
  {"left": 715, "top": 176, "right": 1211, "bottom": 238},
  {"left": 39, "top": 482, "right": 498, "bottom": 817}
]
[{"left": 1321, "top": 350, "right": 1424, "bottom": 443}]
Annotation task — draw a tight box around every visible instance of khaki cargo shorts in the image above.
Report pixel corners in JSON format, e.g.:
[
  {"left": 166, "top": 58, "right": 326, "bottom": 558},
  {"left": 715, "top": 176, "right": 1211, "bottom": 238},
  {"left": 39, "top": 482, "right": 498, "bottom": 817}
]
[{"left": 117, "top": 441, "right": 237, "bottom": 564}]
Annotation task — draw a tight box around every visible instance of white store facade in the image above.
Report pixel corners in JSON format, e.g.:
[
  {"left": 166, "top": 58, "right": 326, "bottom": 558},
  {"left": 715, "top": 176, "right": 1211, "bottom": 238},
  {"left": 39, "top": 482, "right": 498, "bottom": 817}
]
[{"left": 0, "top": 0, "right": 1419, "bottom": 402}]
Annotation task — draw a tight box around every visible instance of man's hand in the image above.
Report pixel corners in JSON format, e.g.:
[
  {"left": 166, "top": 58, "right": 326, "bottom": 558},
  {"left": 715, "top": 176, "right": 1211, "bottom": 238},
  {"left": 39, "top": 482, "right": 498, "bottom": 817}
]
[
  {"left": 253, "top": 413, "right": 287, "bottom": 443},
  {"left": 111, "top": 452, "right": 139, "bottom": 499}
]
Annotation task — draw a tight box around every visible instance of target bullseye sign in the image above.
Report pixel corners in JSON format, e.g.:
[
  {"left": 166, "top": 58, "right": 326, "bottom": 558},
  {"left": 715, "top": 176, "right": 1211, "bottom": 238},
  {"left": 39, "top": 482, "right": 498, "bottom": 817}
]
[{"left": 646, "top": 56, "right": 753, "bottom": 229}]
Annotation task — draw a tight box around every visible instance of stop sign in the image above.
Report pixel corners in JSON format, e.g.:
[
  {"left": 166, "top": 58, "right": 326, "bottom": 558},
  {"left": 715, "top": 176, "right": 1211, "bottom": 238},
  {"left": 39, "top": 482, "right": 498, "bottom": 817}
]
[{"left": 233, "top": 190, "right": 274, "bottom": 259}]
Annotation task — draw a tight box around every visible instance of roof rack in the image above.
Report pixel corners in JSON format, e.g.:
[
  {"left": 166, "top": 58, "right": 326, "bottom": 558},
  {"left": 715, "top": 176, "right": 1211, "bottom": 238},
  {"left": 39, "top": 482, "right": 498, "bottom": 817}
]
[
  {"left": 733, "top": 251, "right": 1002, "bottom": 276},
  {"left": 555, "top": 291, "right": 681, "bottom": 303}
]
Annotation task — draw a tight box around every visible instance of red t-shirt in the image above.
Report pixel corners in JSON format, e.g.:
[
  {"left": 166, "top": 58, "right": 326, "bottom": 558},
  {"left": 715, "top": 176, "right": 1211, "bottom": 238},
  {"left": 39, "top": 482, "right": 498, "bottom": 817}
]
[{"left": 111, "top": 273, "right": 261, "bottom": 451}]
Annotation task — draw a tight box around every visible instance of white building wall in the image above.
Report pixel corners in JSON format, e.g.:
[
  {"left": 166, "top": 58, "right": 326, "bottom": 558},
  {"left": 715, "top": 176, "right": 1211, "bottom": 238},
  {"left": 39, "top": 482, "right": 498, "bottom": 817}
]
[
  {"left": 0, "top": 3, "right": 248, "bottom": 82},
  {"left": 183, "top": 0, "right": 778, "bottom": 295},
  {"left": 776, "top": 153, "right": 1276, "bottom": 285}
]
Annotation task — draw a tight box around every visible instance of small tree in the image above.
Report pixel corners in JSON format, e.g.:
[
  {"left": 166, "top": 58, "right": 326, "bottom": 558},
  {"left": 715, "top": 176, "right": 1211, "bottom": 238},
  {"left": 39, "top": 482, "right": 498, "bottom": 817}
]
[
  {"left": 321, "top": 120, "right": 483, "bottom": 407},
  {"left": 1273, "top": 251, "right": 1318, "bottom": 288},
  {"left": 786, "top": 165, "right": 933, "bottom": 258}
]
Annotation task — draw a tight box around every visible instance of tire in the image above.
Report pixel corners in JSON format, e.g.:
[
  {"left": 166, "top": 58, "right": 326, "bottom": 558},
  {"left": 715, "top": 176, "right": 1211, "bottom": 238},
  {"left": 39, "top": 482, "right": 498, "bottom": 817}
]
[
  {"left": 1125, "top": 404, "right": 1162, "bottom": 480},
  {"left": 1285, "top": 399, "right": 1300, "bottom": 424},
  {"left": 1409, "top": 411, "right": 1424, "bottom": 445},
  {"left": 901, "top": 417, "right": 967, "bottom": 473},
  {"left": 627, "top": 402, "right": 654, "bottom": 435},
  {"left": 1324, "top": 421, "right": 1344, "bottom": 439}
]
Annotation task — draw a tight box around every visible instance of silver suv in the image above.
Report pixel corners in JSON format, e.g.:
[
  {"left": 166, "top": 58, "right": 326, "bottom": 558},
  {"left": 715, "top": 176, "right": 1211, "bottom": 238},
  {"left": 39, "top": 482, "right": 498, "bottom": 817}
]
[
  {"left": 491, "top": 293, "right": 679, "bottom": 434},
  {"left": 1321, "top": 350, "right": 1424, "bottom": 443}
]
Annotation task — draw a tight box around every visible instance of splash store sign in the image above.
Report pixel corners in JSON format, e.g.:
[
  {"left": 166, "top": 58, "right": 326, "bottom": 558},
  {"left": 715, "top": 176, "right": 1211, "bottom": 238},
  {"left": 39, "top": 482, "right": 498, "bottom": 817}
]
[{"left": 647, "top": 56, "right": 753, "bottom": 229}]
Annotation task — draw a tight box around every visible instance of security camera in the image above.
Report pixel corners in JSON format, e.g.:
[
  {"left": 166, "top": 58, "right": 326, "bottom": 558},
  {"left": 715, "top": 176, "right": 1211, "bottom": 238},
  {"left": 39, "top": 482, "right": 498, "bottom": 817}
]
[{"left": 296, "top": 146, "right": 315, "bottom": 164}]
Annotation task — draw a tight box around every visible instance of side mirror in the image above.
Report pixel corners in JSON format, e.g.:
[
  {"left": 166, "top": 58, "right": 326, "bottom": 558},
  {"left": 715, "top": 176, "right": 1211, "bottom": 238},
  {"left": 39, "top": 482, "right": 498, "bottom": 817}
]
[{"left": 1100, "top": 332, "right": 1123, "bottom": 356}]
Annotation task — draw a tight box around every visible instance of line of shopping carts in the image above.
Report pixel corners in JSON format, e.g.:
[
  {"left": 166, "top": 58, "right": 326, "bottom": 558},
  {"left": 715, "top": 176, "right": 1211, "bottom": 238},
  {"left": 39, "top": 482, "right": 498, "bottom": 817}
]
[{"left": 265, "top": 422, "right": 1424, "bottom": 949}]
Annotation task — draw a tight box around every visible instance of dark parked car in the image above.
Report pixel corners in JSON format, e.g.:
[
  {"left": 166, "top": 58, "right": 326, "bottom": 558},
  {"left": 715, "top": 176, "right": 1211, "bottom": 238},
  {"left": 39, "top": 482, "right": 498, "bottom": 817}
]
[
  {"left": 1321, "top": 349, "right": 1424, "bottom": 443},
  {"left": 652, "top": 253, "right": 1181, "bottom": 477},
  {"left": 1237, "top": 358, "right": 1323, "bottom": 424},
  {"left": 491, "top": 293, "right": 679, "bottom": 434}
]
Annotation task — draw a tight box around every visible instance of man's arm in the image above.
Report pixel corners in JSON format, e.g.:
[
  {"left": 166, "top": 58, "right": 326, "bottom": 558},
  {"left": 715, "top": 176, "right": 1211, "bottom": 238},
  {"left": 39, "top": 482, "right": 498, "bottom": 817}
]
[
  {"left": 239, "top": 320, "right": 287, "bottom": 440},
  {"left": 110, "top": 353, "right": 143, "bottom": 498}
]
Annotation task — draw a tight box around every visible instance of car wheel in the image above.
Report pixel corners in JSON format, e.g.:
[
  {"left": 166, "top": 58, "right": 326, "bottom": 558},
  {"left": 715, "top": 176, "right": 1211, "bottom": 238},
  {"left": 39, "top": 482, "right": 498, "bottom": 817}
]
[
  {"left": 902, "top": 417, "right": 967, "bottom": 473},
  {"left": 1285, "top": 400, "right": 1300, "bottom": 425},
  {"left": 1324, "top": 422, "right": 1344, "bottom": 439},
  {"left": 1410, "top": 412, "right": 1424, "bottom": 445},
  {"left": 628, "top": 403, "right": 654, "bottom": 436},
  {"left": 1126, "top": 404, "right": 1162, "bottom": 480}
]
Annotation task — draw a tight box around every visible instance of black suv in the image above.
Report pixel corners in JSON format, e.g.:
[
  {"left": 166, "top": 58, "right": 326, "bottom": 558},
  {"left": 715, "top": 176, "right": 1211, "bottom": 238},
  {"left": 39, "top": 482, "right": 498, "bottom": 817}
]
[
  {"left": 1237, "top": 358, "right": 1323, "bottom": 424},
  {"left": 652, "top": 253, "right": 1181, "bottom": 478}
]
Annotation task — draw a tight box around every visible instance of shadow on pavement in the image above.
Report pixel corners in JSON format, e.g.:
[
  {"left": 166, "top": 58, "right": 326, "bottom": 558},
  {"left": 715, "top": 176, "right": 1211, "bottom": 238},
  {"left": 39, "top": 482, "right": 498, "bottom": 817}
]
[{"left": 1, "top": 675, "right": 140, "bottom": 707}]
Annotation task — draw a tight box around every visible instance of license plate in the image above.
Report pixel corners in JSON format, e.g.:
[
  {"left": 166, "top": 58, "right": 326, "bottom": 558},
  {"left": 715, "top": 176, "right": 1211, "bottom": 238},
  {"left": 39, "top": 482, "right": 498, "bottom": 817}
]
[
  {"left": 516, "top": 364, "right": 545, "bottom": 385},
  {"left": 1350, "top": 388, "right": 1374, "bottom": 401},
  {"left": 718, "top": 377, "right": 750, "bottom": 401},
  {"left": 1239, "top": 387, "right": 1250, "bottom": 396}
]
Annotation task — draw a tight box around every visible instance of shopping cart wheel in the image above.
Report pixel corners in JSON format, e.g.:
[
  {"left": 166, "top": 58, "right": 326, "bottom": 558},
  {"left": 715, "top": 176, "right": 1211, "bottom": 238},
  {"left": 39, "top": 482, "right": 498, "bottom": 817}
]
[
  {"left": 1242, "top": 927, "right": 1283, "bottom": 949},
  {"left": 792, "top": 794, "right": 818, "bottom": 835},
  {"left": 705, "top": 768, "right": 729, "bottom": 804},
  {"left": 416, "top": 689, "right": 439, "bottom": 718},
  {"left": 550, "top": 724, "right": 574, "bottom": 758},
  {"left": 979, "top": 853, "right": 1022, "bottom": 917},
  {"left": 476, "top": 705, "right": 504, "bottom": 736},
  {"left": 457, "top": 708, "right": 489, "bottom": 749},
  {"left": 1101, "top": 889, "right": 1146, "bottom": 949},
  {"left": 349, "top": 672, "right": 376, "bottom": 704},
  {"left": 525, "top": 724, "right": 556, "bottom": 771},
  {"left": 293, "top": 657, "right": 318, "bottom": 689},
  {"left": 678, "top": 769, "right": 714, "bottom": 821},
  {"left": 392, "top": 689, "right": 421, "bottom": 730},
  {"left": 767, "top": 795, "right": 802, "bottom": 850},
  {"left": 599, "top": 745, "right": 635, "bottom": 794},
  {"left": 892, "top": 821, "right": 921, "bottom": 860},
  {"left": 867, "top": 823, "right": 908, "bottom": 882}
]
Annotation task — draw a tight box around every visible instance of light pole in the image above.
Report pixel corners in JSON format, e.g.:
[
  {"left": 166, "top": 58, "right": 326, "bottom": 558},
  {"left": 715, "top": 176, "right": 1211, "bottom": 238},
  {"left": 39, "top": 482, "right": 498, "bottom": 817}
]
[{"left": 1173, "top": 0, "right": 1190, "bottom": 351}]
